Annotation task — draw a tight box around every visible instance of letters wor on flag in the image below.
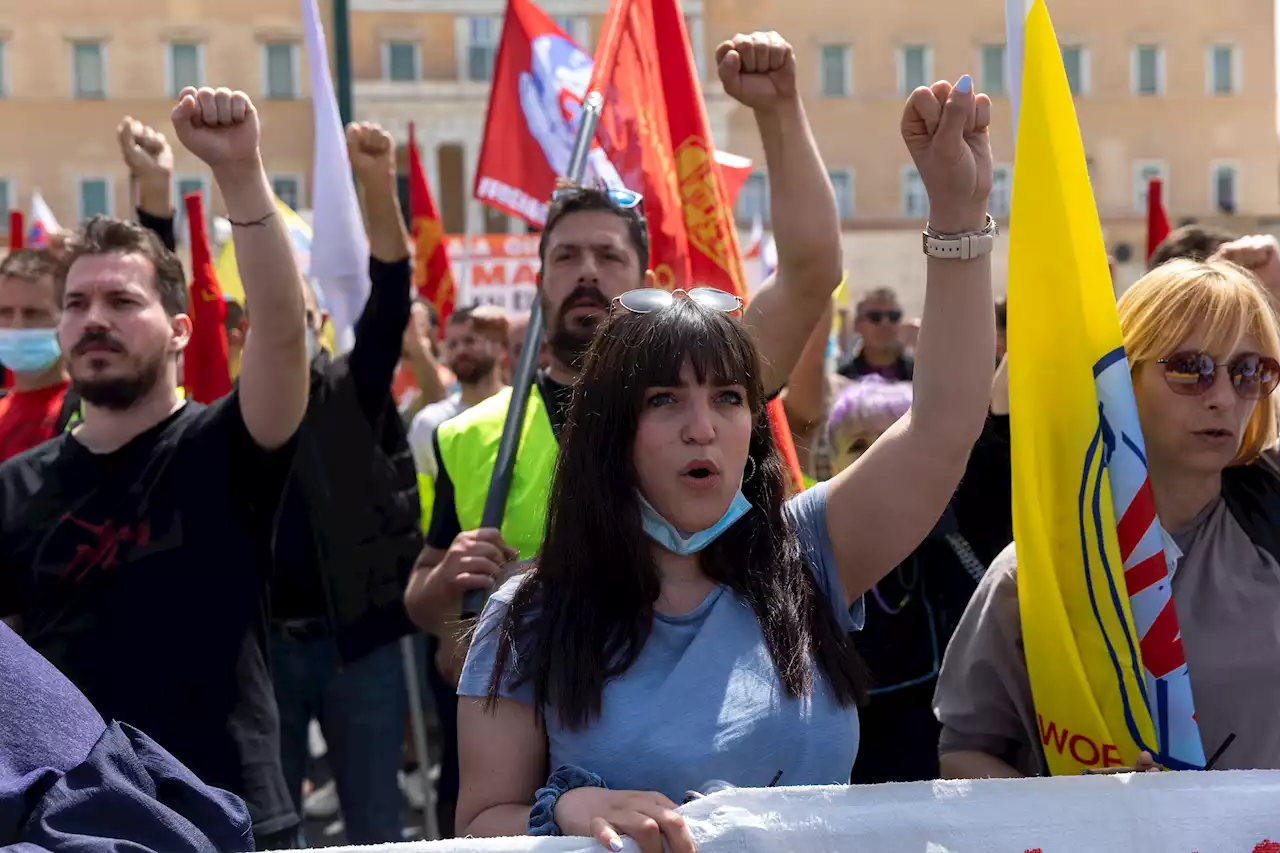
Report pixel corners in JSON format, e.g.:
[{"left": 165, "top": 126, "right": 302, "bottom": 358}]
[
  {"left": 1005, "top": 0, "right": 1203, "bottom": 774},
  {"left": 408, "top": 122, "right": 457, "bottom": 324}
]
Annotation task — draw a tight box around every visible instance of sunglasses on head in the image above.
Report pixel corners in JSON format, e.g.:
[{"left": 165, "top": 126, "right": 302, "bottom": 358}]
[
  {"left": 613, "top": 287, "right": 744, "bottom": 315},
  {"left": 550, "top": 186, "right": 644, "bottom": 212},
  {"left": 860, "top": 309, "right": 902, "bottom": 324},
  {"left": 1156, "top": 351, "right": 1280, "bottom": 399}
]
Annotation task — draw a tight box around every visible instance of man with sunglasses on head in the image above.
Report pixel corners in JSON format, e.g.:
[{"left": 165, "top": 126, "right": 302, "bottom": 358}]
[
  {"left": 403, "top": 30, "right": 844, "bottom": 837},
  {"left": 837, "top": 287, "right": 914, "bottom": 382}
]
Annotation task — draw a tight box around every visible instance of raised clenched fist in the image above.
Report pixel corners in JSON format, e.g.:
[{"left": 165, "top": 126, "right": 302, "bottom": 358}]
[
  {"left": 901, "top": 76, "right": 993, "bottom": 235},
  {"left": 345, "top": 122, "right": 396, "bottom": 186},
  {"left": 715, "top": 31, "right": 797, "bottom": 111},
  {"left": 117, "top": 118, "right": 174, "bottom": 186},
  {"left": 170, "top": 87, "right": 261, "bottom": 172}
]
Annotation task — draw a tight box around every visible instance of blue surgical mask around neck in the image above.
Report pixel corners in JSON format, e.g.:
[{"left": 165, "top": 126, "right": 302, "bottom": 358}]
[
  {"left": 638, "top": 489, "right": 753, "bottom": 556},
  {"left": 306, "top": 327, "right": 319, "bottom": 362},
  {"left": 0, "top": 328, "right": 62, "bottom": 374}
]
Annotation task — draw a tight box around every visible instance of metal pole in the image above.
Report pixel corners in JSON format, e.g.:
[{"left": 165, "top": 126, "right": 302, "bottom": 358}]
[
  {"left": 332, "top": 0, "right": 353, "bottom": 125},
  {"left": 400, "top": 636, "right": 439, "bottom": 840},
  {"left": 462, "top": 92, "right": 605, "bottom": 617}
]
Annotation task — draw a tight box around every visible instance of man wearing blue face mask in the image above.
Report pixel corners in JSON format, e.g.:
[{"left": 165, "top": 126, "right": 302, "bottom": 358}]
[{"left": 0, "top": 249, "right": 75, "bottom": 461}]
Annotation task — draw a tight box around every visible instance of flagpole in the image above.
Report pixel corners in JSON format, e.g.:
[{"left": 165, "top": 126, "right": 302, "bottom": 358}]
[{"left": 462, "top": 92, "right": 604, "bottom": 618}]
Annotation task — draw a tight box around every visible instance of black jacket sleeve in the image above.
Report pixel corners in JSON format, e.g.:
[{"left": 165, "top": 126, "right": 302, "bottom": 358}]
[
  {"left": 136, "top": 209, "right": 176, "bottom": 253},
  {"left": 347, "top": 258, "right": 413, "bottom": 425}
]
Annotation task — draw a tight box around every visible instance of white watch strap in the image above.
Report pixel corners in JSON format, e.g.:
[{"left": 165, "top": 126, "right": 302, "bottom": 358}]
[{"left": 922, "top": 216, "right": 999, "bottom": 260}]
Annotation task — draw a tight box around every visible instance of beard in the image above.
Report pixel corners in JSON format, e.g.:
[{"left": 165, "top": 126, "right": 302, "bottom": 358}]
[
  {"left": 546, "top": 285, "right": 609, "bottom": 369},
  {"left": 453, "top": 354, "right": 497, "bottom": 384},
  {"left": 72, "top": 350, "right": 167, "bottom": 411}
]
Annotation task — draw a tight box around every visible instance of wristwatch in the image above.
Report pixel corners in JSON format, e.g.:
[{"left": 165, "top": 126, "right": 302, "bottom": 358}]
[{"left": 922, "top": 215, "right": 999, "bottom": 260}]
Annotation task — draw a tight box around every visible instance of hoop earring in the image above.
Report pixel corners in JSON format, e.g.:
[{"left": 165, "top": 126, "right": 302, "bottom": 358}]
[{"left": 743, "top": 455, "right": 757, "bottom": 483}]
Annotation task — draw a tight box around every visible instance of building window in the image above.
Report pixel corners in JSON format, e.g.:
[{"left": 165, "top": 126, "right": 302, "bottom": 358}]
[
  {"left": 72, "top": 42, "right": 106, "bottom": 99},
  {"left": 902, "top": 167, "right": 928, "bottom": 219},
  {"left": 383, "top": 41, "right": 420, "bottom": 82},
  {"left": 0, "top": 179, "right": 10, "bottom": 236},
  {"left": 899, "top": 45, "right": 930, "bottom": 96},
  {"left": 829, "top": 170, "right": 854, "bottom": 220},
  {"left": 1133, "top": 162, "right": 1168, "bottom": 213},
  {"left": 1132, "top": 45, "right": 1163, "bottom": 96},
  {"left": 1208, "top": 45, "right": 1239, "bottom": 95},
  {"left": 1061, "top": 45, "right": 1088, "bottom": 95},
  {"left": 1211, "top": 163, "right": 1238, "bottom": 213},
  {"left": 78, "top": 178, "right": 112, "bottom": 220},
  {"left": 0, "top": 41, "right": 9, "bottom": 98},
  {"left": 167, "top": 43, "right": 203, "bottom": 97},
  {"left": 820, "top": 45, "right": 851, "bottom": 98},
  {"left": 980, "top": 44, "right": 1006, "bottom": 96},
  {"left": 262, "top": 43, "right": 299, "bottom": 99},
  {"left": 989, "top": 165, "right": 1013, "bottom": 218},
  {"left": 467, "top": 17, "right": 499, "bottom": 82},
  {"left": 272, "top": 175, "right": 302, "bottom": 211},
  {"left": 737, "top": 172, "right": 770, "bottom": 224}
]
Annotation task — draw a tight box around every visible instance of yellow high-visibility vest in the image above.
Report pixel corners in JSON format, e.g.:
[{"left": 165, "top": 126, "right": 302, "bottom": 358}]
[{"left": 435, "top": 386, "right": 558, "bottom": 560}]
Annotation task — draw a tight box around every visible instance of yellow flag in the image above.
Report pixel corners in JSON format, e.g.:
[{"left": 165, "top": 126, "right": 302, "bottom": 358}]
[{"left": 1005, "top": 0, "right": 1203, "bottom": 774}]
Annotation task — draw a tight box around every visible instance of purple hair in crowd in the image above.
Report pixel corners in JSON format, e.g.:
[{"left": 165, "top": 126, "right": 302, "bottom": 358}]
[{"left": 826, "top": 376, "right": 914, "bottom": 444}]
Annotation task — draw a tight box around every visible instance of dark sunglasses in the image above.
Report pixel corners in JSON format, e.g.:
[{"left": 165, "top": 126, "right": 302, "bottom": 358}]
[
  {"left": 1156, "top": 351, "right": 1280, "bottom": 399},
  {"left": 614, "top": 287, "right": 743, "bottom": 315},
  {"left": 860, "top": 309, "right": 902, "bottom": 324},
  {"left": 550, "top": 186, "right": 644, "bottom": 211}
]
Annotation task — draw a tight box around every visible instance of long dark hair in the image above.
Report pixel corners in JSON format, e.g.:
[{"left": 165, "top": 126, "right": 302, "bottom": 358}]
[{"left": 486, "top": 298, "right": 866, "bottom": 729}]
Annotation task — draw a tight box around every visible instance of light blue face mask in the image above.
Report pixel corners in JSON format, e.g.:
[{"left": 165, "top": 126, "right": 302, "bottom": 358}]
[
  {"left": 305, "top": 327, "right": 320, "bottom": 362},
  {"left": 638, "top": 489, "right": 753, "bottom": 556},
  {"left": 0, "top": 328, "right": 62, "bottom": 374}
]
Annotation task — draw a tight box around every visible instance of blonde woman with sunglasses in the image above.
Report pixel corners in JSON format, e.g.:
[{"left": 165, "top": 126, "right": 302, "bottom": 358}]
[
  {"left": 936, "top": 258, "right": 1280, "bottom": 780},
  {"left": 453, "top": 76, "right": 998, "bottom": 853}
]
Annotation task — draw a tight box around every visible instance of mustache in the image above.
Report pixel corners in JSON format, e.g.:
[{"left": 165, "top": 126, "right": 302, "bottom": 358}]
[
  {"left": 558, "top": 286, "right": 609, "bottom": 321},
  {"left": 73, "top": 331, "right": 125, "bottom": 355}
]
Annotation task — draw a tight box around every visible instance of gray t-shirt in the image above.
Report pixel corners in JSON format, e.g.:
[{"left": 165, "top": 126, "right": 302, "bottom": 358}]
[
  {"left": 934, "top": 492, "right": 1280, "bottom": 774},
  {"left": 458, "top": 483, "right": 865, "bottom": 800}
]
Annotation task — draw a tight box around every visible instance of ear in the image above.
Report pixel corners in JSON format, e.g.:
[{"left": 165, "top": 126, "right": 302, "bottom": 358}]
[
  {"left": 227, "top": 327, "right": 245, "bottom": 347},
  {"left": 170, "top": 313, "right": 194, "bottom": 353},
  {"left": 643, "top": 269, "right": 658, "bottom": 289}
]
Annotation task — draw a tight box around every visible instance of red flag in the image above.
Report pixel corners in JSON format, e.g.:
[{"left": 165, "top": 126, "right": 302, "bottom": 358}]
[
  {"left": 408, "top": 122, "right": 457, "bottom": 324},
  {"left": 587, "top": 0, "right": 691, "bottom": 289},
  {"left": 473, "top": 0, "right": 752, "bottom": 228},
  {"left": 7, "top": 211, "right": 23, "bottom": 250},
  {"left": 182, "top": 192, "right": 232, "bottom": 403},
  {"left": 1146, "top": 177, "right": 1171, "bottom": 264}
]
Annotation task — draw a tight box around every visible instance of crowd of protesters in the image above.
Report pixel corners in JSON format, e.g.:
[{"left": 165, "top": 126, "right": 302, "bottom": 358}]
[{"left": 3, "top": 28, "right": 1280, "bottom": 853}]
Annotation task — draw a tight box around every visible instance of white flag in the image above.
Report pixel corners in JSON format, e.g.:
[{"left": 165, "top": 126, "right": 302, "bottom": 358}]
[
  {"left": 302, "top": 0, "right": 369, "bottom": 354},
  {"left": 28, "top": 190, "right": 61, "bottom": 247}
]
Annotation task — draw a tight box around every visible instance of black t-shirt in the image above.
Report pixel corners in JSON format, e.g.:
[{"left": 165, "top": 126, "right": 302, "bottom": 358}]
[
  {"left": 425, "top": 370, "right": 572, "bottom": 551},
  {"left": 0, "top": 394, "right": 297, "bottom": 835}
]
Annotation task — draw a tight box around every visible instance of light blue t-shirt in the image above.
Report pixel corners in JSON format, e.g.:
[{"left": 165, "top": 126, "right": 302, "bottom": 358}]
[{"left": 458, "top": 483, "right": 864, "bottom": 802}]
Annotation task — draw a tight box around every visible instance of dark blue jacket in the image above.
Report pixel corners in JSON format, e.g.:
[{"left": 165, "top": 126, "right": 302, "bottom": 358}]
[{"left": 0, "top": 622, "right": 252, "bottom": 852}]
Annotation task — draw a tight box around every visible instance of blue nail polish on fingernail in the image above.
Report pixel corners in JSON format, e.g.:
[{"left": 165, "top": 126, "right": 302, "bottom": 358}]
[
  {"left": 609, "top": 839, "right": 624, "bottom": 852},
  {"left": 956, "top": 74, "right": 973, "bottom": 93}
]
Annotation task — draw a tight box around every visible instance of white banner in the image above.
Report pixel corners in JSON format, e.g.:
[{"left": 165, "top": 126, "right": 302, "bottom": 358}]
[
  {"left": 448, "top": 235, "right": 541, "bottom": 316},
  {"left": 300, "top": 772, "right": 1280, "bottom": 853}
]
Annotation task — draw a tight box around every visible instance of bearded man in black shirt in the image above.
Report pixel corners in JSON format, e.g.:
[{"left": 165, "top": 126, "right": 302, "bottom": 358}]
[{"left": 0, "top": 87, "right": 310, "bottom": 849}]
